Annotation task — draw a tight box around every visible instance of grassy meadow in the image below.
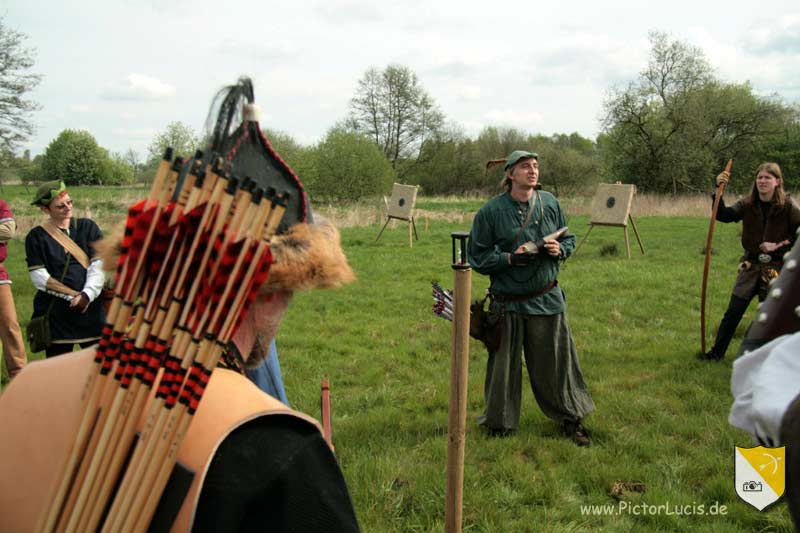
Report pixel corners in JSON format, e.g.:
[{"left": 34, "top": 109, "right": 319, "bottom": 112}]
[{"left": 0, "top": 184, "right": 794, "bottom": 531}]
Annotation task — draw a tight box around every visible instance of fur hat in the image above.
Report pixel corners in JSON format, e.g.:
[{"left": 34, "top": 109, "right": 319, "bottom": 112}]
[{"left": 261, "top": 216, "right": 355, "bottom": 292}]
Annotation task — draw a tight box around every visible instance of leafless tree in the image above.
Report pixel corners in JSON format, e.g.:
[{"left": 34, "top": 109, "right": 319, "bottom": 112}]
[
  {"left": 0, "top": 18, "right": 42, "bottom": 156},
  {"left": 350, "top": 64, "right": 444, "bottom": 174}
]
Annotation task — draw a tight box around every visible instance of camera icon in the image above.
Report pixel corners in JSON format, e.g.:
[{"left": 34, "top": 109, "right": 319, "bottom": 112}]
[{"left": 742, "top": 481, "right": 763, "bottom": 492}]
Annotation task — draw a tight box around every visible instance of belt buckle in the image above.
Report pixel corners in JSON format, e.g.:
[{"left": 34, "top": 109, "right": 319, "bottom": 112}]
[{"left": 758, "top": 253, "right": 772, "bottom": 264}]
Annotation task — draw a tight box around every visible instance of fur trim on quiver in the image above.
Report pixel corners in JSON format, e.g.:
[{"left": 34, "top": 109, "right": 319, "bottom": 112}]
[{"left": 95, "top": 218, "right": 355, "bottom": 293}]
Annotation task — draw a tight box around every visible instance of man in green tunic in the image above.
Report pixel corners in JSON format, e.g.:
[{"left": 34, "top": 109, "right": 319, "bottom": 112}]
[{"left": 468, "top": 150, "right": 594, "bottom": 445}]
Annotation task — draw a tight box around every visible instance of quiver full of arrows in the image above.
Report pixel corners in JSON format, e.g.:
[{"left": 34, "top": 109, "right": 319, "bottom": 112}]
[
  {"left": 35, "top": 77, "right": 309, "bottom": 533},
  {"left": 32, "top": 147, "right": 292, "bottom": 532}
]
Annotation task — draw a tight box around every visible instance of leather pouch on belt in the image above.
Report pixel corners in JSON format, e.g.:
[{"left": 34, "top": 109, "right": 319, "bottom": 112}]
[{"left": 469, "top": 298, "right": 504, "bottom": 353}]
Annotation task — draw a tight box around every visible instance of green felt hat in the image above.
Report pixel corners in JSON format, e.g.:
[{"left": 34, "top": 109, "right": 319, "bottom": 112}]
[
  {"left": 504, "top": 150, "right": 539, "bottom": 171},
  {"left": 31, "top": 180, "right": 66, "bottom": 207}
]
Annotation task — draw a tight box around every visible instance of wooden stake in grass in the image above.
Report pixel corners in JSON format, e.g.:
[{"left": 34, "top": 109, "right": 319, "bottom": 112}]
[
  {"left": 445, "top": 231, "right": 471, "bottom": 533},
  {"left": 321, "top": 378, "right": 333, "bottom": 450},
  {"left": 701, "top": 159, "right": 732, "bottom": 354}
]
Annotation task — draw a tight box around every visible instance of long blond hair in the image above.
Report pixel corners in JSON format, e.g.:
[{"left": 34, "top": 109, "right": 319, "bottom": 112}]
[{"left": 749, "top": 162, "right": 785, "bottom": 208}]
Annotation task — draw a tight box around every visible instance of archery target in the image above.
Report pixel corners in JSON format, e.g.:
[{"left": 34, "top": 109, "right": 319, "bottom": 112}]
[
  {"left": 387, "top": 183, "right": 418, "bottom": 220},
  {"left": 590, "top": 184, "right": 635, "bottom": 226}
]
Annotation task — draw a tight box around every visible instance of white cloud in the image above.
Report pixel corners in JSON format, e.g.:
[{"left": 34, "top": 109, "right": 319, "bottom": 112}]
[
  {"left": 530, "top": 34, "right": 648, "bottom": 88},
  {"left": 484, "top": 109, "right": 544, "bottom": 128},
  {"left": 111, "top": 127, "right": 159, "bottom": 140},
  {"left": 214, "top": 39, "right": 296, "bottom": 63},
  {"left": 459, "top": 86, "right": 481, "bottom": 100},
  {"left": 101, "top": 74, "right": 176, "bottom": 101},
  {"left": 460, "top": 120, "right": 486, "bottom": 137},
  {"left": 743, "top": 13, "right": 800, "bottom": 54},
  {"left": 427, "top": 61, "right": 477, "bottom": 79},
  {"left": 315, "top": 1, "right": 415, "bottom": 25},
  {"left": 689, "top": 23, "right": 800, "bottom": 101},
  {"left": 69, "top": 104, "right": 92, "bottom": 113}
]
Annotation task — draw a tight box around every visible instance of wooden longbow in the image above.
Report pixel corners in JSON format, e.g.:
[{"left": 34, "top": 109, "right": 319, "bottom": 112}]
[{"left": 700, "top": 159, "right": 732, "bottom": 354}]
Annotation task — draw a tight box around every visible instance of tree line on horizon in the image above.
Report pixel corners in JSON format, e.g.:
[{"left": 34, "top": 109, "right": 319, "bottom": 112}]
[{"left": 1, "top": 21, "right": 798, "bottom": 200}]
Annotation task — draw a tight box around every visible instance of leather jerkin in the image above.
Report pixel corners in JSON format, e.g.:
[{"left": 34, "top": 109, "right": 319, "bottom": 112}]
[{"left": 0, "top": 348, "right": 325, "bottom": 532}]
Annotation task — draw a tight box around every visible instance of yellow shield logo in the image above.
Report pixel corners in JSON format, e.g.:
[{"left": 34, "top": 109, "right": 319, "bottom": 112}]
[{"left": 735, "top": 446, "right": 785, "bottom": 510}]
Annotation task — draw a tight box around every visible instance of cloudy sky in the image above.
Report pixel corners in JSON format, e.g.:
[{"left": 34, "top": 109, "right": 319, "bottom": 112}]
[{"left": 3, "top": 1, "right": 799, "bottom": 160}]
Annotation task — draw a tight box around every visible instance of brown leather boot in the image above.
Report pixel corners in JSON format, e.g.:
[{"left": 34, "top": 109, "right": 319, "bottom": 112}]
[{"left": 562, "top": 420, "right": 591, "bottom": 447}]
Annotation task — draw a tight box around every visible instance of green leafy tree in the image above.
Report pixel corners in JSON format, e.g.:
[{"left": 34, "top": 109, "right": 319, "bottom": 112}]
[
  {"left": 102, "top": 152, "right": 136, "bottom": 185},
  {"left": 258, "top": 128, "right": 320, "bottom": 192},
  {"left": 474, "top": 126, "right": 529, "bottom": 165},
  {"left": 534, "top": 133, "right": 600, "bottom": 196},
  {"left": 470, "top": 127, "right": 524, "bottom": 193},
  {"left": 0, "top": 148, "right": 38, "bottom": 189},
  {"left": 310, "top": 127, "right": 395, "bottom": 201},
  {"left": 602, "top": 31, "right": 795, "bottom": 194},
  {"left": 412, "top": 125, "right": 482, "bottom": 194},
  {"left": 758, "top": 119, "right": 800, "bottom": 191},
  {"left": 262, "top": 128, "right": 305, "bottom": 170},
  {"left": 0, "top": 147, "right": 14, "bottom": 187},
  {"left": 19, "top": 153, "right": 42, "bottom": 185},
  {"left": 349, "top": 64, "right": 444, "bottom": 175},
  {"left": 0, "top": 18, "right": 42, "bottom": 156},
  {"left": 146, "top": 121, "right": 199, "bottom": 165},
  {"left": 39, "top": 129, "right": 110, "bottom": 185}
]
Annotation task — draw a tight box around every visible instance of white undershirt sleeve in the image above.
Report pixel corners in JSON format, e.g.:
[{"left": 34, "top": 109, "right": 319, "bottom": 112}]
[
  {"left": 82, "top": 258, "right": 105, "bottom": 302},
  {"left": 29, "top": 267, "right": 74, "bottom": 301}
]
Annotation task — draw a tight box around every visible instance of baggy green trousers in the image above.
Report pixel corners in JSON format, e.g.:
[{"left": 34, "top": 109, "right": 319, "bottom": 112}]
[{"left": 478, "top": 310, "right": 594, "bottom": 431}]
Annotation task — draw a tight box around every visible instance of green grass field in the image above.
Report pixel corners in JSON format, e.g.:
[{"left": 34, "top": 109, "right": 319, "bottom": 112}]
[{"left": 0, "top": 186, "right": 793, "bottom": 531}]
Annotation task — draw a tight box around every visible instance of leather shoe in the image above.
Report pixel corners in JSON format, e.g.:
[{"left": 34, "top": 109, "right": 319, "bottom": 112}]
[
  {"left": 486, "top": 427, "right": 515, "bottom": 438},
  {"left": 697, "top": 350, "right": 723, "bottom": 362},
  {"left": 562, "top": 420, "right": 591, "bottom": 447}
]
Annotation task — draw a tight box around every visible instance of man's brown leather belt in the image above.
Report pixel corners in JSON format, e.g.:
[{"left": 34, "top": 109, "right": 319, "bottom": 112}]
[{"left": 491, "top": 280, "right": 558, "bottom": 302}]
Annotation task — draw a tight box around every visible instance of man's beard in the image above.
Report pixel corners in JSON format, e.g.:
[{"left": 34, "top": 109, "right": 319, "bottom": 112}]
[{"left": 244, "top": 333, "right": 272, "bottom": 369}]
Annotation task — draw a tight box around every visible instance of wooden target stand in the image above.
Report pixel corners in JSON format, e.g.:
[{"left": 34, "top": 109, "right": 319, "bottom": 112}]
[
  {"left": 574, "top": 183, "right": 644, "bottom": 259},
  {"left": 375, "top": 183, "right": 419, "bottom": 247}
]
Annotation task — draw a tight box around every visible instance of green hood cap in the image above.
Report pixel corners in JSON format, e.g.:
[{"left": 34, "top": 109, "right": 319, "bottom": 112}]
[{"left": 31, "top": 180, "right": 66, "bottom": 207}]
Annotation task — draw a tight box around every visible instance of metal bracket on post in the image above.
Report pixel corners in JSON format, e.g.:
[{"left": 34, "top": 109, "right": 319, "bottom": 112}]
[{"left": 451, "top": 231, "right": 470, "bottom": 271}]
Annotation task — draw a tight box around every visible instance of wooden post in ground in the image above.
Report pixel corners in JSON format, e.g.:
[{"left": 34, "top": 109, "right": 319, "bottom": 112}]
[
  {"left": 445, "top": 231, "right": 471, "bottom": 533},
  {"left": 628, "top": 214, "right": 645, "bottom": 255},
  {"left": 623, "top": 225, "right": 631, "bottom": 259},
  {"left": 321, "top": 378, "right": 333, "bottom": 451}
]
